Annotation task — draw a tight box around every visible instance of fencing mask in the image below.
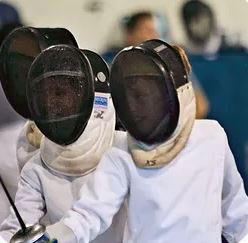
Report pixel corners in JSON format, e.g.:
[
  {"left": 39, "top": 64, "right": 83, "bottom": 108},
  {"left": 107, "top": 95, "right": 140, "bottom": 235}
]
[
  {"left": 0, "top": 26, "right": 78, "bottom": 118},
  {"left": 110, "top": 39, "right": 196, "bottom": 168},
  {"left": 27, "top": 44, "right": 94, "bottom": 145},
  {"left": 35, "top": 47, "right": 115, "bottom": 176}
]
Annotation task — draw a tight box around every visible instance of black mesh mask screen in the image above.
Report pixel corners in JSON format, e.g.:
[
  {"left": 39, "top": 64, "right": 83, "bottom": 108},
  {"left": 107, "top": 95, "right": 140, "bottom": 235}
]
[
  {"left": 0, "top": 27, "right": 78, "bottom": 118},
  {"left": 27, "top": 45, "right": 94, "bottom": 145},
  {"left": 110, "top": 48, "right": 179, "bottom": 144},
  {"left": 0, "top": 28, "right": 41, "bottom": 118}
]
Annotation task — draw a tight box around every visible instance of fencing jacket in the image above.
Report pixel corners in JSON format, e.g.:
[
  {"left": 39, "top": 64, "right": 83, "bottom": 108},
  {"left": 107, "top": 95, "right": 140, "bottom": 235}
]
[
  {"left": 47, "top": 120, "right": 248, "bottom": 243},
  {"left": 0, "top": 131, "right": 127, "bottom": 243}
]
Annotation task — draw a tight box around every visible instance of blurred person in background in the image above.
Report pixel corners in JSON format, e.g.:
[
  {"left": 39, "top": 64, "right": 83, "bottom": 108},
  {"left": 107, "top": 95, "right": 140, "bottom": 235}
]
[
  {"left": 0, "top": 1, "right": 25, "bottom": 224},
  {"left": 181, "top": 0, "right": 246, "bottom": 56},
  {"left": 181, "top": 0, "right": 248, "bottom": 201},
  {"left": 181, "top": 0, "right": 220, "bottom": 55},
  {"left": 102, "top": 11, "right": 159, "bottom": 65}
]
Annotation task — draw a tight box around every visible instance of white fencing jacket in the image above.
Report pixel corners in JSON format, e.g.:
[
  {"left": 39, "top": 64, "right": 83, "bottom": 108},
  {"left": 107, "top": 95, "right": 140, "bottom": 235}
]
[
  {"left": 0, "top": 131, "right": 127, "bottom": 243},
  {"left": 47, "top": 120, "right": 248, "bottom": 243}
]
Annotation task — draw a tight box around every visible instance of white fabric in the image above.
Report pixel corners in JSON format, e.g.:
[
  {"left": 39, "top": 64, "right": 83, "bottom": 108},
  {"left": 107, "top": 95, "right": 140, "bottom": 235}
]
[
  {"left": 47, "top": 223, "right": 76, "bottom": 243},
  {"left": 40, "top": 92, "right": 116, "bottom": 176},
  {"left": 47, "top": 120, "right": 248, "bottom": 243},
  {"left": 0, "top": 235, "right": 7, "bottom": 243},
  {"left": 0, "top": 121, "right": 24, "bottom": 224},
  {"left": 128, "top": 82, "right": 196, "bottom": 168},
  {"left": 0, "top": 131, "right": 127, "bottom": 243},
  {"left": 239, "top": 234, "right": 248, "bottom": 243},
  {"left": 16, "top": 121, "right": 41, "bottom": 171}
]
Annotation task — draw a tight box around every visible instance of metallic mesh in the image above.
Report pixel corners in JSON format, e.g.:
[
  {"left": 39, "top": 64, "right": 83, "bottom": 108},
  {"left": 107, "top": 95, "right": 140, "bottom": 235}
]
[
  {"left": 0, "top": 28, "right": 41, "bottom": 117},
  {"left": 27, "top": 45, "right": 94, "bottom": 145},
  {"left": 110, "top": 48, "right": 179, "bottom": 144},
  {"left": 0, "top": 27, "right": 78, "bottom": 118}
]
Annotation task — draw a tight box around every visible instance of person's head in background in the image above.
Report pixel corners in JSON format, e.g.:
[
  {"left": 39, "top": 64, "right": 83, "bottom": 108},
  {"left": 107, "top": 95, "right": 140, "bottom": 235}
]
[
  {"left": 123, "top": 11, "right": 160, "bottom": 46},
  {"left": 181, "top": 0, "right": 216, "bottom": 49},
  {"left": 181, "top": 0, "right": 246, "bottom": 54}
]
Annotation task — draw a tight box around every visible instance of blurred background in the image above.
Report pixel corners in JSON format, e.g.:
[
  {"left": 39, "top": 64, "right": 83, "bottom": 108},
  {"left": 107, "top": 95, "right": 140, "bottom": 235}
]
[
  {"left": 2, "top": 0, "right": 247, "bottom": 51},
  {"left": 0, "top": 0, "right": 247, "bottom": 190}
]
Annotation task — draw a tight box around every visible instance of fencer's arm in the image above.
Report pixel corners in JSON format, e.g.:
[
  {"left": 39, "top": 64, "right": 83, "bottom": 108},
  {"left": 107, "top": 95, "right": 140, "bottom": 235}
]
[
  {"left": 47, "top": 148, "right": 129, "bottom": 243},
  {"left": 221, "top": 136, "right": 248, "bottom": 243},
  {"left": 0, "top": 161, "right": 46, "bottom": 242}
]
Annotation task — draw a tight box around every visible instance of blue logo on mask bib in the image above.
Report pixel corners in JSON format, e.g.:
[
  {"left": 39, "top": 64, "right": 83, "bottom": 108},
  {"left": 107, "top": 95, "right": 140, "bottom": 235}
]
[{"left": 94, "top": 96, "right": 108, "bottom": 108}]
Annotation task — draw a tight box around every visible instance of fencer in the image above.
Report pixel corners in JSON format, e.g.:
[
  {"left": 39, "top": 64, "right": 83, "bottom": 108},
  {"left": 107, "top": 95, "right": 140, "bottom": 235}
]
[
  {"left": 0, "top": 45, "right": 126, "bottom": 243},
  {"left": 0, "top": 26, "right": 80, "bottom": 168},
  {"left": 43, "top": 40, "right": 248, "bottom": 243},
  {"left": 0, "top": 26, "right": 79, "bottom": 225}
]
